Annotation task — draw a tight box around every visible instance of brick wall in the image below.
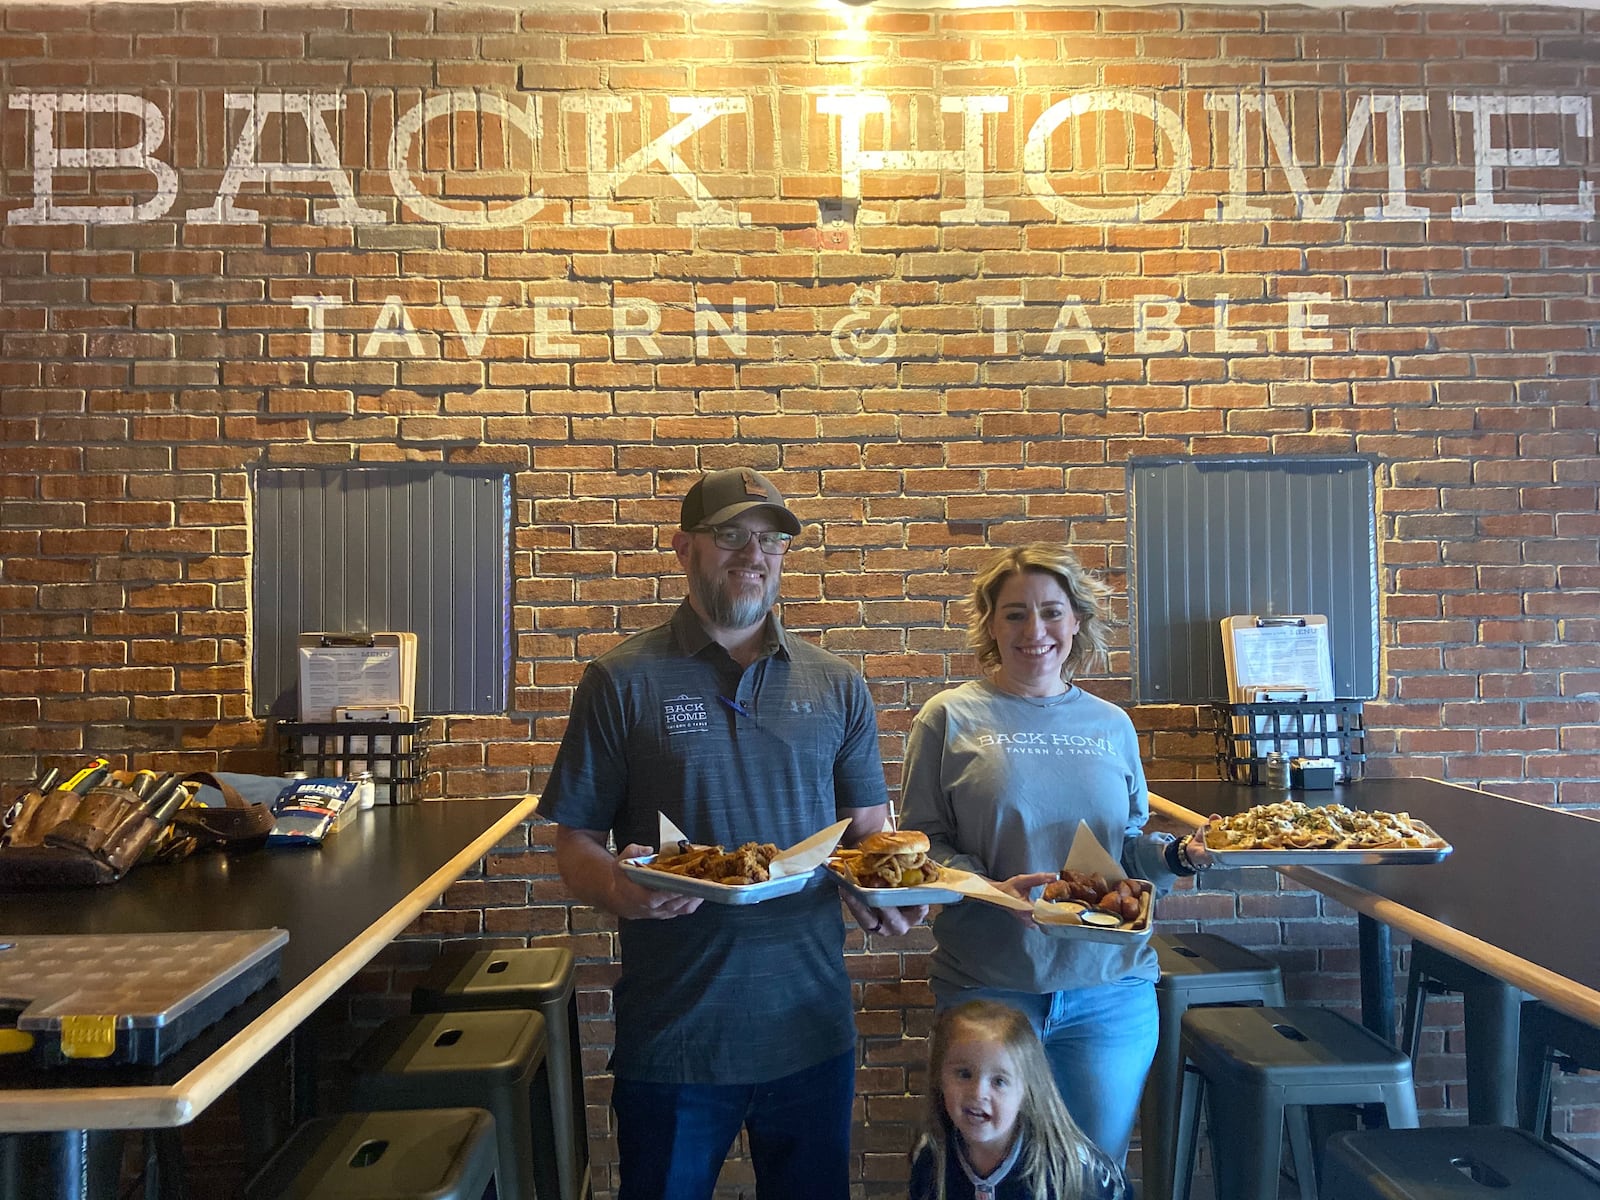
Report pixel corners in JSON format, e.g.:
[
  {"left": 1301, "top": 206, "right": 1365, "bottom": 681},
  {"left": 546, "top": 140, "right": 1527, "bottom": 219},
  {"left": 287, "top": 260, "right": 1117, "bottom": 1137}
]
[{"left": 2, "top": 1, "right": 1597, "bottom": 1193}]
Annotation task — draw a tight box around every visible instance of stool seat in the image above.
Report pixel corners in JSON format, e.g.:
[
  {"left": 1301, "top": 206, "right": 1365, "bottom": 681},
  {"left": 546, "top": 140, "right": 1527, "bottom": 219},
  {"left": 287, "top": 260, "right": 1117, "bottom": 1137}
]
[
  {"left": 1143, "top": 934, "right": 1285, "bottom": 1200},
  {"left": 1185, "top": 1006, "right": 1415, "bottom": 1097},
  {"left": 413, "top": 947, "right": 574, "bottom": 1010},
  {"left": 1156, "top": 933, "right": 1286, "bottom": 1000},
  {"left": 349, "top": 1009, "right": 556, "bottom": 1200},
  {"left": 1323, "top": 1125, "right": 1600, "bottom": 1199},
  {"left": 244, "top": 1107, "right": 499, "bottom": 1200},
  {"left": 1176, "top": 1006, "right": 1419, "bottom": 1200},
  {"left": 413, "top": 947, "right": 591, "bottom": 1200}
]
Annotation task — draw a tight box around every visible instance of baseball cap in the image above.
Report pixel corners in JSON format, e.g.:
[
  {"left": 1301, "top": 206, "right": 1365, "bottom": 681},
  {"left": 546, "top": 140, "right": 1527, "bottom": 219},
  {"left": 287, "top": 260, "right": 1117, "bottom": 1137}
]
[{"left": 679, "top": 468, "right": 802, "bottom": 535}]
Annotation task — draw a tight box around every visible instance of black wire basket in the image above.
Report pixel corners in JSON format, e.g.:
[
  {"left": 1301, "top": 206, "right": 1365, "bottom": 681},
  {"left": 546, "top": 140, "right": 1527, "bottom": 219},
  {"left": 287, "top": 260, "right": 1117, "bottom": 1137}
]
[
  {"left": 275, "top": 718, "right": 431, "bottom": 804},
  {"left": 1209, "top": 701, "right": 1365, "bottom": 786}
]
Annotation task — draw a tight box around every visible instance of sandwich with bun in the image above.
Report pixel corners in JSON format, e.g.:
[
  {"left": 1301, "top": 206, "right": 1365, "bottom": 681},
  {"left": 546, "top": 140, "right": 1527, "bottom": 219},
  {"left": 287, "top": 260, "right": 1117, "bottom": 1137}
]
[{"left": 841, "top": 830, "right": 942, "bottom": 888}]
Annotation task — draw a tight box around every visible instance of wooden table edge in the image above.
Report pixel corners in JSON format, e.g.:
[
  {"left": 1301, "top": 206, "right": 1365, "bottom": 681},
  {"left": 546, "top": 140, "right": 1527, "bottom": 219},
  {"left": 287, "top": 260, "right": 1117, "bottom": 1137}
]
[
  {"left": 1147, "top": 787, "right": 1600, "bottom": 1031},
  {"left": 0, "top": 794, "right": 539, "bottom": 1133}
]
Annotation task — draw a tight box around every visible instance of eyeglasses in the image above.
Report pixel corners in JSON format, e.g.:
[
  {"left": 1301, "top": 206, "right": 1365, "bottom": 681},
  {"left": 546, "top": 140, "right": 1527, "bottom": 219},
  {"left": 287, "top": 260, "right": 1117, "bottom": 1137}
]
[{"left": 692, "top": 525, "right": 794, "bottom": 555}]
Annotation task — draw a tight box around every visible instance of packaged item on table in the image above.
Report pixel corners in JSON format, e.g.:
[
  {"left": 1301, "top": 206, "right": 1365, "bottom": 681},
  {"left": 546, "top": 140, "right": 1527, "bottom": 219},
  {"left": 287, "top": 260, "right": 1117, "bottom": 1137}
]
[{"left": 266, "top": 778, "right": 360, "bottom": 847}]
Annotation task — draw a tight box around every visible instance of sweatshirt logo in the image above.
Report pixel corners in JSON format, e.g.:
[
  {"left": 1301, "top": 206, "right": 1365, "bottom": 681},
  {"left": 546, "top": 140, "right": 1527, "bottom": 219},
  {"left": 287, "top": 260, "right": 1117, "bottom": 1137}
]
[
  {"left": 977, "top": 731, "right": 1113, "bottom": 756},
  {"left": 979, "top": 729, "right": 1107, "bottom": 748}
]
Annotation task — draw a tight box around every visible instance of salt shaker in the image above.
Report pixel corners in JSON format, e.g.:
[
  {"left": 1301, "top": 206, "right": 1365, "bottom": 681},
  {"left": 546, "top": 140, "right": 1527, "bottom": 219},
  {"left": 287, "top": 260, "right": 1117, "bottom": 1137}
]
[{"left": 1264, "top": 751, "right": 1291, "bottom": 790}]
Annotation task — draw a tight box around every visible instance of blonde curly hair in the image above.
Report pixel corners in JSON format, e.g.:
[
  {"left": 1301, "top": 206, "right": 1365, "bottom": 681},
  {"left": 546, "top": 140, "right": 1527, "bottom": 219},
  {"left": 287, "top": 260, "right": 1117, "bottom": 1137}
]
[{"left": 964, "top": 544, "right": 1113, "bottom": 684}]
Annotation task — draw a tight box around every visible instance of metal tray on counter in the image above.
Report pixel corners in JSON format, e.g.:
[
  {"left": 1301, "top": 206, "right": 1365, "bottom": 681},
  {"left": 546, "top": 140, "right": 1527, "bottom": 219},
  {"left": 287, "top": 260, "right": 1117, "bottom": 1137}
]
[{"left": 0, "top": 928, "right": 288, "bottom": 1066}]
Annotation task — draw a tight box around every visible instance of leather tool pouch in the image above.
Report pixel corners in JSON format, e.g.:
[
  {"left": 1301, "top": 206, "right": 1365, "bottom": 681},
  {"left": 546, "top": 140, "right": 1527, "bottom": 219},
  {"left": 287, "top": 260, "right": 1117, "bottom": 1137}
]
[
  {"left": 0, "top": 773, "right": 276, "bottom": 887},
  {"left": 0, "top": 783, "right": 164, "bottom": 887}
]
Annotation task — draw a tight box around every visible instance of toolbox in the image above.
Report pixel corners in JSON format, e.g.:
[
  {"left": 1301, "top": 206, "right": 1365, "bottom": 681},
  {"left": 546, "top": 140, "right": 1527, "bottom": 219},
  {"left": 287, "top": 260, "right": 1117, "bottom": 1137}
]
[{"left": 0, "top": 928, "right": 288, "bottom": 1066}]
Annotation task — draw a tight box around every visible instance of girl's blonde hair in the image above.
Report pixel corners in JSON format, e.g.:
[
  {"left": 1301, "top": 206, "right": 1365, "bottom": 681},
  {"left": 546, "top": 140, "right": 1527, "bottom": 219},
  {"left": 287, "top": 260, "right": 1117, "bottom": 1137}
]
[
  {"left": 964, "top": 544, "right": 1113, "bottom": 684},
  {"left": 918, "top": 1000, "right": 1096, "bottom": 1200}
]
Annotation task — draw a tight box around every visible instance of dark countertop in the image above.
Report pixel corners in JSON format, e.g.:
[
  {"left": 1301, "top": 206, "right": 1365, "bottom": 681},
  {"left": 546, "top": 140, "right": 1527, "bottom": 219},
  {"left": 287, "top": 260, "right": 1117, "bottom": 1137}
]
[
  {"left": 1150, "top": 778, "right": 1600, "bottom": 1022},
  {"left": 0, "top": 796, "right": 533, "bottom": 1125}
]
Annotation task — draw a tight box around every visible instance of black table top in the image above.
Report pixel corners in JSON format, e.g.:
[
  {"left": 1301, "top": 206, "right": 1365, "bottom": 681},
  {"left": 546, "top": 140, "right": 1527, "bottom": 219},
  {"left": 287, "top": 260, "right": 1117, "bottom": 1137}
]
[
  {"left": 1150, "top": 778, "right": 1600, "bottom": 1010},
  {"left": 0, "top": 797, "right": 528, "bottom": 1104}
]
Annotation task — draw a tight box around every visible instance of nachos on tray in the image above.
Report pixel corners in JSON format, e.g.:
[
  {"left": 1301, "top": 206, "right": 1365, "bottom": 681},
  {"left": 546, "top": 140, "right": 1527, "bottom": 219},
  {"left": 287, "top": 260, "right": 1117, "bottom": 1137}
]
[{"left": 1203, "top": 801, "right": 1447, "bottom": 852}]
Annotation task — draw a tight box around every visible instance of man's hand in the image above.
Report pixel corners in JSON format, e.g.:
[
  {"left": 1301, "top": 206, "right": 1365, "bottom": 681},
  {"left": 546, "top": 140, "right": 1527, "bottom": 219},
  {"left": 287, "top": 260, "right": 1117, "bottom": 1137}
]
[
  {"left": 609, "top": 842, "right": 704, "bottom": 920},
  {"left": 554, "top": 826, "right": 702, "bottom": 920},
  {"left": 839, "top": 888, "right": 926, "bottom": 935}
]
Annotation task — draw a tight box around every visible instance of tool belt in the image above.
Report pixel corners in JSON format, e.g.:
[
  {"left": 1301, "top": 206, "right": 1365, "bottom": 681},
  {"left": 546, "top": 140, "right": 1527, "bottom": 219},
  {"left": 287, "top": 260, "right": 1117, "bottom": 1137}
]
[{"left": 0, "top": 771, "right": 274, "bottom": 888}]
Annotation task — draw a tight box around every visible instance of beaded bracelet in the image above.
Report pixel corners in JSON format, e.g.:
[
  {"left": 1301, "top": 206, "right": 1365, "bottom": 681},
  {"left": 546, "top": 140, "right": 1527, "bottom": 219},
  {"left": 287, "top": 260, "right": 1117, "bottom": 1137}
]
[
  {"left": 1164, "top": 835, "right": 1197, "bottom": 878},
  {"left": 1177, "top": 835, "right": 1209, "bottom": 873}
]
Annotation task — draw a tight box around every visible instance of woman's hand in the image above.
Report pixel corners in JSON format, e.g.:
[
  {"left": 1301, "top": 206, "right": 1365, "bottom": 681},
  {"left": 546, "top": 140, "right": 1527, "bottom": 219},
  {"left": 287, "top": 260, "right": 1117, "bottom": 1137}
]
[
  {"left": 995, "top": 870, "right": 1056, "bottom": 925},
  {"left": 1181, "top": 826, "right": 1216, "bottom": 872}
]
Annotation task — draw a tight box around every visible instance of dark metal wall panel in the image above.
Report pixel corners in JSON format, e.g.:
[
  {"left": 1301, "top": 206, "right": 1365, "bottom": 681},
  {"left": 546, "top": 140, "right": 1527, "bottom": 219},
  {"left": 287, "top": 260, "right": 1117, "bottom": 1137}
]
[
  {"left": 253, "top": 467, "right": 511, "bottom": 716},
  {"left": 1128, "top": 456, "right": 1379, "bottom": 703}
]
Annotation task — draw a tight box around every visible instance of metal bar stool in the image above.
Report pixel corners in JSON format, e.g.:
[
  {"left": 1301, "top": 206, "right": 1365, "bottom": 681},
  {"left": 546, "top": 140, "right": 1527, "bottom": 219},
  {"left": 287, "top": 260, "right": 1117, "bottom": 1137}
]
[
  {"left": 1400, "top": 941, "right": 1520, "bottom": 1125},
  {"left": 1322, "top": 1125, "right": 1600, "bottom": 1199},
  {"left": 244, "top": 1107, "right": 500, "bottom": 1200},
  {"left": 1142, "top": 933, "right": 1286, "bottom": 1200},
  {"left": 412, "top": 946, "right": 591, "bottom": 1200},
  {"left": 1174, "top": 1006, "right": 1419, "bottom": 1200},
  {"left": 347, "top": 1009, "right": 557, "bottom": 1200},
  {"left": 1516, "top": 999, "right": 1600, "bottom": 1151}
]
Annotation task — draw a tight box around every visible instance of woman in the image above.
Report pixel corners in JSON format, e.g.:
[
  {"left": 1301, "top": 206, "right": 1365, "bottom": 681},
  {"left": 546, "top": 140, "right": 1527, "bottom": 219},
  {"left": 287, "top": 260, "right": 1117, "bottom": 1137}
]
[{"left": 899, "top": 544, "right": 1211, "bottom": 1166}]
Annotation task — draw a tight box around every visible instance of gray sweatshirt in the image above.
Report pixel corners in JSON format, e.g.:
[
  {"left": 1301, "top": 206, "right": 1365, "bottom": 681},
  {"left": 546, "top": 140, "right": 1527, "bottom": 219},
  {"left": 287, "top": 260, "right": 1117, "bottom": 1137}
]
[{"left": 900, "top": 679, "right": 1181, "bottom": 993}]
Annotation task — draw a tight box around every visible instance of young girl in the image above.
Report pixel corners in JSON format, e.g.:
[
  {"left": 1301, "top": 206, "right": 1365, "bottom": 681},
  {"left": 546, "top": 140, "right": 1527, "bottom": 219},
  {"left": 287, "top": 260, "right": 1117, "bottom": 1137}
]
[{"left": 911, "top": 1000, "right": 1131, "bottom": 1200}]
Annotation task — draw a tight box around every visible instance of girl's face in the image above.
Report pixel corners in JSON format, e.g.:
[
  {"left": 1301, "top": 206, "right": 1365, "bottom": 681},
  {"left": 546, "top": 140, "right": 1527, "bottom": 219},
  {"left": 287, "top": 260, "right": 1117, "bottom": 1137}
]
[
  {"left": 986, "top": 570, "right": 1079, "bottom": 697},
  {"left": 940, "top": 1032, "right": 1024, "bottom": 1166}
]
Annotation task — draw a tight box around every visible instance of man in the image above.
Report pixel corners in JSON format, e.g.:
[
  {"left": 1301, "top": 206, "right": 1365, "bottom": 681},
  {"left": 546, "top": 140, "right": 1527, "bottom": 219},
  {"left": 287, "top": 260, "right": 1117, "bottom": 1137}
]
[{"left": 540, "top": 467, "right": 923, "bottom": 1200}]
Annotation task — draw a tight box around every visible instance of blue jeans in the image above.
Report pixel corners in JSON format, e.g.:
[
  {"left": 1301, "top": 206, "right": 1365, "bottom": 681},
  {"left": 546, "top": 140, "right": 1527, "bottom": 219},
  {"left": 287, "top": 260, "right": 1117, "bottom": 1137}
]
[
  {"left": 933, "top": 978, "right": 1159, "bottom": 1166},
  {"left": 610, "top": 1049, "right": 855, "bottom": 1200}
]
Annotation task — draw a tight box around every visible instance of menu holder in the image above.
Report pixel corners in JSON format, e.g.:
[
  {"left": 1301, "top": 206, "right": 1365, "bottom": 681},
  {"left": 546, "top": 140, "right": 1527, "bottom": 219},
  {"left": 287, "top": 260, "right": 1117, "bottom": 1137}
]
[
  {"left": 1220, "top": 615, "right": 1335, "bottom": 765},
  {"left": 296, "top": 632, "right": 417, "bottom": 723}
]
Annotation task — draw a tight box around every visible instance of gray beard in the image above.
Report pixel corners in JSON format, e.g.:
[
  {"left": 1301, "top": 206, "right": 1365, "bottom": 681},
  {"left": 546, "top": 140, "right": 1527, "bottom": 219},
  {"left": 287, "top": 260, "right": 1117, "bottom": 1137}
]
[{"left": 694, "top": 574, "right": 776, "bottom": 631}]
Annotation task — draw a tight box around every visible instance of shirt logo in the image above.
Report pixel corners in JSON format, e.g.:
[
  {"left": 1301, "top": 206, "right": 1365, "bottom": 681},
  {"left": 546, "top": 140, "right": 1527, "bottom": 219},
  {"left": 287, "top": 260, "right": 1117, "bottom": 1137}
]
[
  {"left": 663, "top": 693, "right": 709, "bottom": 736},
  {"left": 976, "top": 730, "right": 1113, "bottom": 756}
]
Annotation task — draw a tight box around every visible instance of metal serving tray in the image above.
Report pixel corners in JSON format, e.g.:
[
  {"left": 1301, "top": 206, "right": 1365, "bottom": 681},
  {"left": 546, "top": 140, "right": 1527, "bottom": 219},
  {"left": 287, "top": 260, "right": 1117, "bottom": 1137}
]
[
  {"left": 0, "top": 928, "right": 288, "bottom": 1065},
  {"left": 1032, "top": 889, "right": 1155, "bottom": 945},
  {"left": 1205, "top": 843, "right": 1453, "bottom": 868},
  {"left": 826, "top": 862, "right": 971, "bottom": 907},
  {"left": 619, "top": 855, "right": 817, "bottom": 905},
  {"left": 1033, "top": 908, "right": 1155, "bottom": 944}
]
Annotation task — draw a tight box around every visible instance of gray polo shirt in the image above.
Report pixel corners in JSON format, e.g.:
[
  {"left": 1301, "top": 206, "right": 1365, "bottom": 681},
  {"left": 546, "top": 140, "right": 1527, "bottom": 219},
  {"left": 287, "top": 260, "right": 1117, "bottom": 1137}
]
[{"left": 539, "top": 602, "right": 889, "bottom": 1084}]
